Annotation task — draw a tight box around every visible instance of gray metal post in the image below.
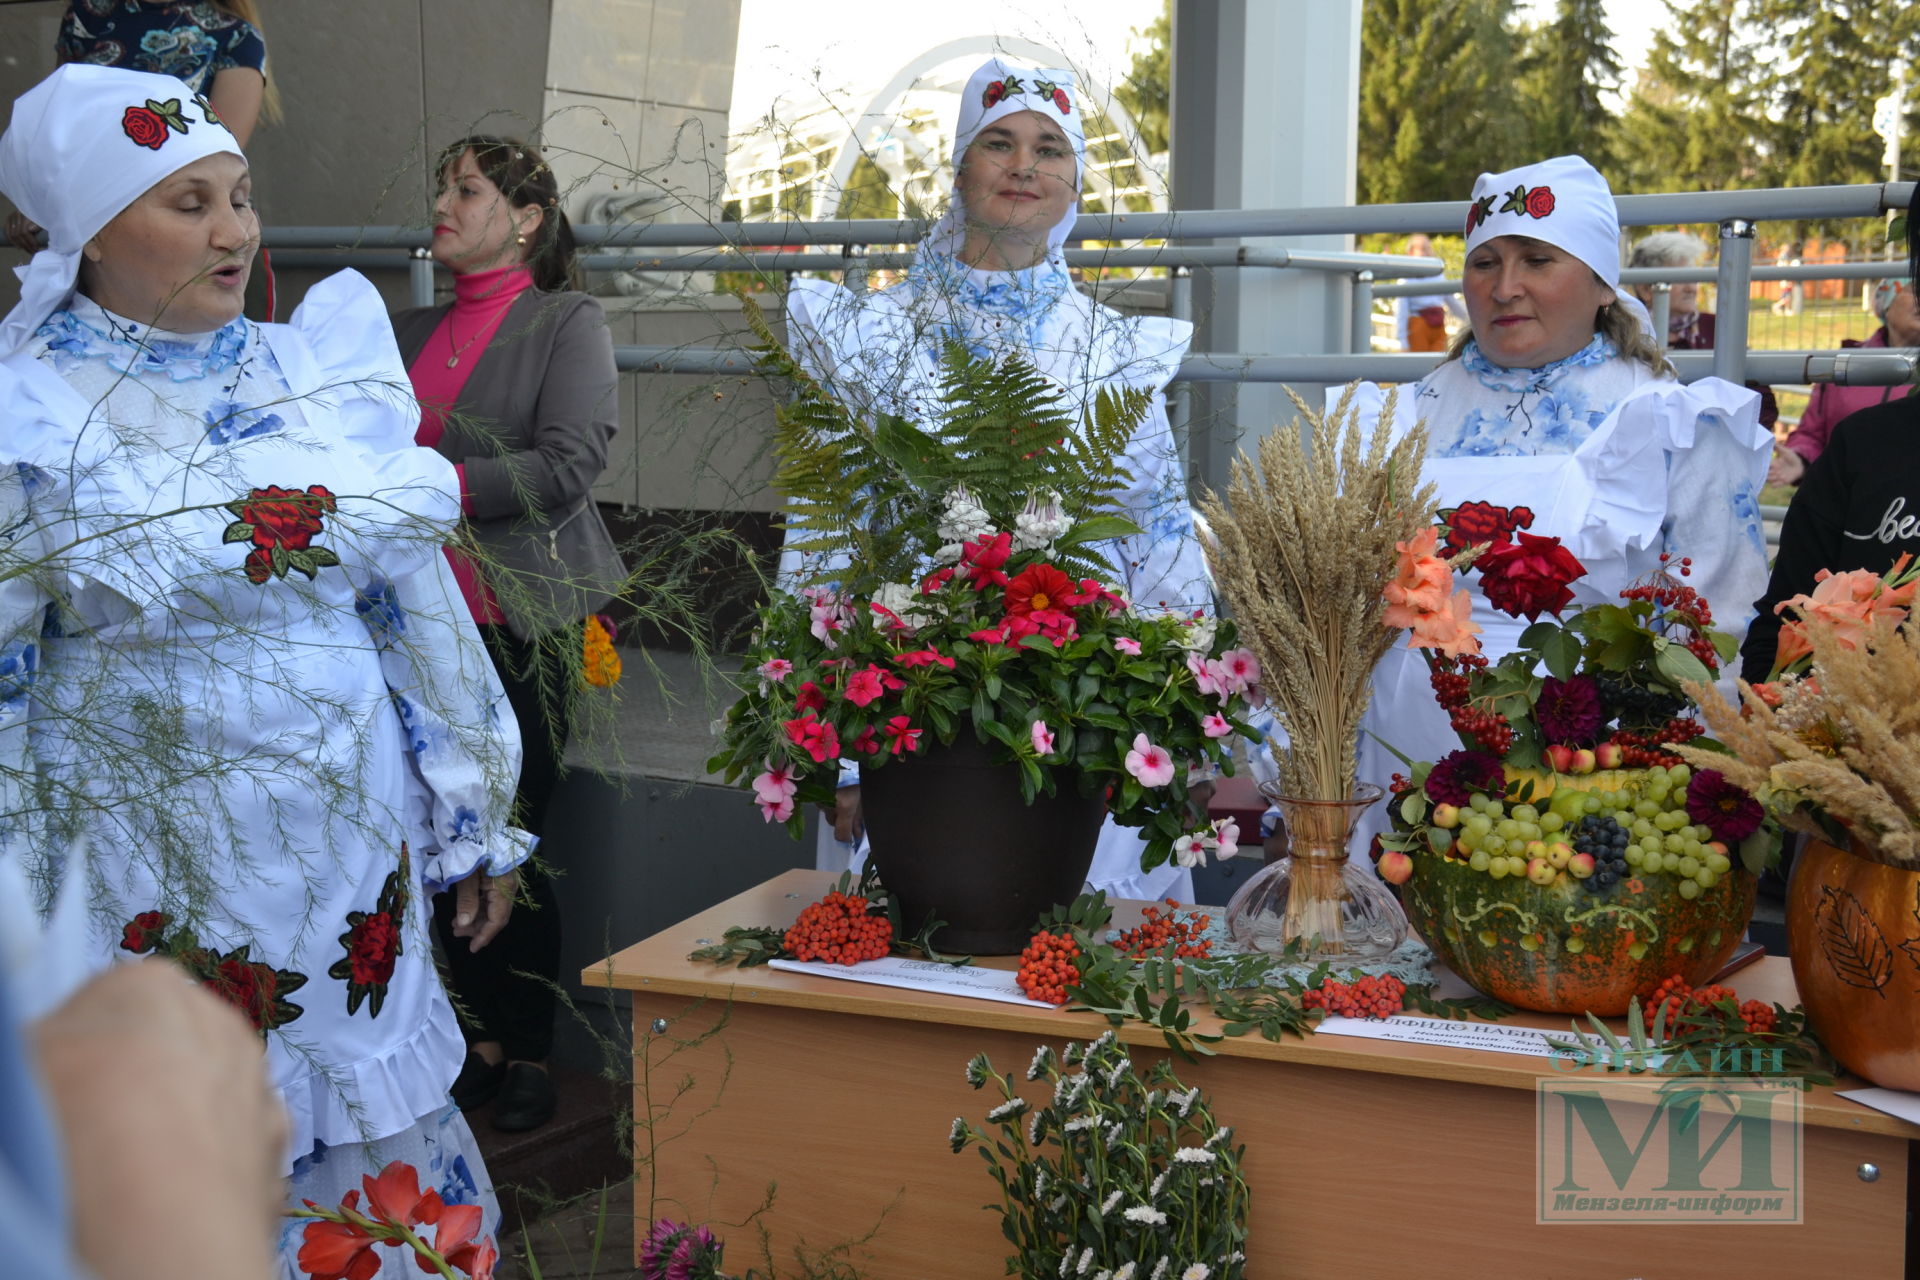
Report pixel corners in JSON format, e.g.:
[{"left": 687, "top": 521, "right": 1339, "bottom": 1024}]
[
  {"left": 408, "top": 248, "right": 434, "bottom": 308},
  {"left": 1350, "top": 270, "right": 1375, "bottom": 354},
  {"left": 1649, "top": 283, "right": 1671, "bottom": 345},
  {"left": 1713, "top": 220, "right": 1756, "bottom": 384},
  {"left": 1169, "top": 267, "right": 1194, "bottom": 480},
  {"left": 841, "top": 243, "right": 869, "bottom": 292}
]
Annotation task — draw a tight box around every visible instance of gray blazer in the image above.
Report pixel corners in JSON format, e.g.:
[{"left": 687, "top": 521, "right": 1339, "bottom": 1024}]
[{"left": 392, "top": 289, "right": 626, "bottom": 640}]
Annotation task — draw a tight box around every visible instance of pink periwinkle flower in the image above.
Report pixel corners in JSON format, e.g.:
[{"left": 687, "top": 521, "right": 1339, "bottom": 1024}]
[
  {"left": 1125, "top": 733, "right": 1175, "bottom": 787},
  {"left": 1113, "top": 636, "right": 1142, "bottom": 656},
  {"left": 1201, "top": 713, "right": 1232, "bottom": 739},
  {"left": 1031, "top": 719, "right": 1055, "bottom": 755}
]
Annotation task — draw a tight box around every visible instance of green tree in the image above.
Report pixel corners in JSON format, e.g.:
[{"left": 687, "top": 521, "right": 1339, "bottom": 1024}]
[
  {"left": 1115, "top": 0, "right": 1170, "bottom": 154},
  {"left": 1754, "top": 0, "right": 1919, "bottom": 189},
  {"left": 1613, "top": 0, "right": 1776, "bottom": 193},
  {"left": 1358, "top": 0, "right": 1525, "bottom": 205},
  {"left": 1514, "top": 0, "right": 1624, "bottom": 168}
]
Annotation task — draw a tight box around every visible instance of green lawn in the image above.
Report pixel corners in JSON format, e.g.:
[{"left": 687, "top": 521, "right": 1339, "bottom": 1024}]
[{"left": 1743, "top": 300, "right": 1881, "bottom": 352}]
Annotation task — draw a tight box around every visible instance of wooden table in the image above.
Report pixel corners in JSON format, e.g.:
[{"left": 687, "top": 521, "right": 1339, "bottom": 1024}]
[{"left": 585, "top": 870, "right": 1916, "bottom": 1279}]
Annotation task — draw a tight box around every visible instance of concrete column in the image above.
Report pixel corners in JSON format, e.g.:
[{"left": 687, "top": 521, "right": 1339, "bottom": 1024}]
[{"left": 1171, "top": 0, "right": 1362, "bottom": 491}]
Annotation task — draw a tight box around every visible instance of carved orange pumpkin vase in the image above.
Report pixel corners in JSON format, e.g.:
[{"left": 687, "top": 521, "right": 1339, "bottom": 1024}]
[{"left": 1785, "top": 840, "right": 1920, "bottom": 1091}]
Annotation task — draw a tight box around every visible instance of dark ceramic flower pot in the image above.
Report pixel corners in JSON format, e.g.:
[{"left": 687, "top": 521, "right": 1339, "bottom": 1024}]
[{"left": 860, "top": 732, "right": 1105, "bottom": 955}]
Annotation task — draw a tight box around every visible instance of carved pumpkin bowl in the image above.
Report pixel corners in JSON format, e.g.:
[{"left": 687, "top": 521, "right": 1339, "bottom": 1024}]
[{"left": 1786, "top": 839, "right": 1920, "bottom": 1091}]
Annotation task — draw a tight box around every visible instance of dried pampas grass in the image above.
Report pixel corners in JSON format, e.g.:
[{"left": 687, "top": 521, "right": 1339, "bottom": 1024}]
[{"left": 1196, "top": 384, "right": 1435, "bottom": 800}]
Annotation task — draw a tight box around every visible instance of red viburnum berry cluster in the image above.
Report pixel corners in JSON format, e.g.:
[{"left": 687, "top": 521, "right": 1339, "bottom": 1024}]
[
  {"left": 1450, "top": 705, "right": 1515, "bottom": 755},
  {"left": 1607, "top": 718, "right": 1708, "bottom": 768},
  {"left": 1114, "top": 900, "right": 1214, "bottom": 960},
  {"left": 1302, "top": 973, "right": 1406, "bottom": 1019},
  {"left": 1017, "top": 929, "right": 1083, "bottom": 1004},
  {"left": 1430, "top": 668, "right": 1472, "bottom": 709},
  {"left": 1624, "top": 557, "right": 1721, "bottom": 671},
  {"left": 1389, "top": 771, "right": 1413, "bottom": 795},
  {"left": 1641, "top": 974, "right": 1777, "bottom": 1036},
  {"left": 783, "top": 891, "right": 892, "bottom": 965}
]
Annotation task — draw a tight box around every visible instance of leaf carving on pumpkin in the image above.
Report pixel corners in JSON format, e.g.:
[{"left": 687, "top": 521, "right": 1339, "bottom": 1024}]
[
  {"left": 1814, "top": 885, "right": 1893, "bottom": 997},
  {"left": 1898, "top": 881, "right": 1920, "bottom": 982}
]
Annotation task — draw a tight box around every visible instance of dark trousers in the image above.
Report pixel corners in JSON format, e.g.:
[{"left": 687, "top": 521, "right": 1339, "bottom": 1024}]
[{"left": 432, "top": 624, "right": 571, "bottom": 1063}]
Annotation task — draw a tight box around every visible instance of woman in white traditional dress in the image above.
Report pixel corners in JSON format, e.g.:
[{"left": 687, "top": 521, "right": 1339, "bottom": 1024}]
[
  {"left": 779, "top": 56, "right": 1212, "bottom": 902},
  {"left": 0, "top": 65, "right": 529, "bottom": 1274},
  {"left": 1255, "top": 156, "right": 1771, "bottom": 847}
]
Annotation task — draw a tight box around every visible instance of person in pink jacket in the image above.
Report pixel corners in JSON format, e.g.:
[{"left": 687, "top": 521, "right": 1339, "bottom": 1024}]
[{"left": 1769, "top": 280, "right": 1919, "bottom": 485}]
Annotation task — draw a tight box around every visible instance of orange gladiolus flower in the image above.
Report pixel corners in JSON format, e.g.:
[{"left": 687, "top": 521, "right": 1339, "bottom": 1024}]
[
  {"left": 1382, "top": 527, "right": 1454, "bottom": 625},
  {"left": 1773, "top": 554, "right": 1916, "bottom": 669},
  {"left": 1406, "top": 585, "right": 1483, "bottom": 658}
]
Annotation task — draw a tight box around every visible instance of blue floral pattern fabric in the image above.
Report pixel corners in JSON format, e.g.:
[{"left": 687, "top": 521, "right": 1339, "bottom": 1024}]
[
  {"left": 1416, "top": 334, "right": 1632, "bottom": 458},
  {"left": 60, "top": 0, "right": 265, "bottom": 94}
]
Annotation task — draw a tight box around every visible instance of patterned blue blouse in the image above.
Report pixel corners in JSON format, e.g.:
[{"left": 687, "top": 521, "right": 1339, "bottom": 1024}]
[{"left": 60, "top": 1, "right": 266, "bottom": 94}]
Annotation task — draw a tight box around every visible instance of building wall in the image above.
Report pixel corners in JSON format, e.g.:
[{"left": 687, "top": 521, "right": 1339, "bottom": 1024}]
[{"left": 0, "top": 0, "right": 741, "bottom": 314}]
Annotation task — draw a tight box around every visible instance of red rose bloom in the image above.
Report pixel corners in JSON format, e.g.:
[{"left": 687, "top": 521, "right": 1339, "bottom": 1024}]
[
  {"left": 1477, "top": 532, "right": 1585, "bottom": 620},
  {"left": 1440, "top": 501, "right": 1534, "bottom": 557},
  {"left": 982, "top": 80, "right": 1006, "bottom": 108},
  {"left": 243, "top": 548, "right": 273, "bottom": 583},
  {"left": 122, "top": 105, "right": 169, "bottom": 150},
  {"left": 344, "top": 911, "right": 399, "bottom": 988},
  {"left": 1524, "top": 186, "right": 1556, "bottom": 218},
  {"left": 119, "top": 910, "right": 170, "bottom": 954}
]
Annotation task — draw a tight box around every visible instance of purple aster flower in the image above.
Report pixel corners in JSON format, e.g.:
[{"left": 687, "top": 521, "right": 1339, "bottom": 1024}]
[
  {"left": 1684, "top": 769, "right": 1764, "bottom": 844},
  {"left": 1534, "top": 674, "right": 1605, "bottom": 746},
  {"left": 641, "top": 1220, "right": 726, "bottom": 1280},
  {"left": 1423, "top": 749, "right": 1505, "bottom": 807}
]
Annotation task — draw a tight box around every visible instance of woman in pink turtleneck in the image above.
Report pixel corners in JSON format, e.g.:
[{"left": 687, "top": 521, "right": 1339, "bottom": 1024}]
[{"left": 392, "top": 136, "right": 627, "bottom": 1134}]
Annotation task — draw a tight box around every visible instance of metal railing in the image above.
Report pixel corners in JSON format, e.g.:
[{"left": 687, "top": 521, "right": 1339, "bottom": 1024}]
[{"left": 264, "top": 180, "right": 1920, "bottom": 390}]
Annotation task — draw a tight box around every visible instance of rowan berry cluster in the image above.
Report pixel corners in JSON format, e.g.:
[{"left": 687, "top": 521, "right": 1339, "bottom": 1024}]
[
  {"left": 1017, "top": 929, "right": 1083, "bottom": 1004},
  {"left": 1429, "top": 668, "right": 1472, "bottom": 709},
  {"left": 1626, "top": 560, "right": 1720, "bottom": 670},
  {"left": 1607, "top": 718, "right": 1707, "bottom": 768},
  {"left": 1450, "top": 704, "right": 1514, "bottom": 755},
  {"left": 1114, "top": 900, "right": 1214, "bottom": 959},
  {"left": 783, "top": 891, "right": 892, "bottom": 965},
  {"left": 1301, "top": 973, "right": 1406, "bottom": 1019},
  {"left": 1641, "top": 974, "right": 1776, "bottom": 1036}
]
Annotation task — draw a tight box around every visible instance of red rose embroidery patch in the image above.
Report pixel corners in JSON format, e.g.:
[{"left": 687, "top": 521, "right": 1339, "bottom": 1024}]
[
  {"left": 1034, "top": 78, "right": 1072, "bottom": 115},
  {"left": 329, "top": 843, "right": 410, "bottom": 1019},
  {"left": 121, "top": 97, "right": 191, "bottom": 150},
  {"left": 116, "top": 910, "right": 307, "bottom": 1035},
  {"left": 223, "top": 484, "right": 341, "bottom": 583},
  {"left": 1499, "top": 183, "right": 1556, "bottom": 220},
  {"left": 1465, "top": 193, "right": 1496, "bottom": 235},
  {"left": 1437, "top": 500, "right": 1535, "bottom": 558},
  {"left": 982, "top": 74, "right": 1025, "bottom": 109}
]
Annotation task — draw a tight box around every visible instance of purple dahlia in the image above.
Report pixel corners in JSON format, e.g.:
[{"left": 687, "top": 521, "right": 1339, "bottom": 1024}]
[
  {"left": 1535, "top": 674, "right": 1605, "bottom": 746},
  {"left": 1423, "top": 749, "right": 1506, "bottom": 807},
  {"left": 1684, "top": 769, "right": 1764, "bottom": 844}
]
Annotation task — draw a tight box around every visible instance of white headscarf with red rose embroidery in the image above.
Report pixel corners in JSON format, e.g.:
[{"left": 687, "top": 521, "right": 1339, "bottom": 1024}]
[
  {"left": 923, "top": 56, "right": 1086, "bottom": 262},
  {"left": 1463, "top": 154, "right": 1622, "bottom": 289},
  {"left": 0, "top": 64, "right": 243, "bottom": 357}
]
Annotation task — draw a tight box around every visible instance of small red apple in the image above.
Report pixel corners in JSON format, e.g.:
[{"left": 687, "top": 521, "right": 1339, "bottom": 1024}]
[
  {"left": 1430, "top": 802, "right": 1461, "bottom": 829},
  {"left": 1571, "top": 748, "right": 1597, "bottom": 775},
  {"left": 1545, "top": 743, "right": 1575, "bottom": 774},
  {"left": 1568, "top": 852, "right": 1596, "bottom": 879},
  {"left": 1593, "top": 742, "right": 1625, "bottom": 770},
  {"left": 1377, "top": 850, "right": 1414, "bottom": 885}
]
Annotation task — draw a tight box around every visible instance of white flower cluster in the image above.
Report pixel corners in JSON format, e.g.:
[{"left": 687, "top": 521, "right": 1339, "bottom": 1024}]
[
  {"left": 936, "top": 484, "right": 994, "bottom": 561},
  {"left": 1012, "top": 490, "right": 1071, "bottom": 552},
  {"left": 987, "top": 1097, "right": 1030, "bottom": 1122},
  {"left": 871, "top": 580, "right": 932, "bottom": 631},
  {"left": 1171, "top": 1146, "right": 1217, "bottom": 1165},
  {"left": 1123, "top": 1205, "right": 1168, "bottom": 1227}
]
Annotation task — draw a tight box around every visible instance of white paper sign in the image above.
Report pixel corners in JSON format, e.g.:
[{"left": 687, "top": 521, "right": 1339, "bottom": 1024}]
[
  {"left": 767, "top": 955, "right": 1058, "bottom": 1009},
  {"left": 1312, "top": 1014, "right": 1572, "bottom": 1059},
  {"left": 1837, "top": 1087, "right": 1920, "bottom": 1128}
]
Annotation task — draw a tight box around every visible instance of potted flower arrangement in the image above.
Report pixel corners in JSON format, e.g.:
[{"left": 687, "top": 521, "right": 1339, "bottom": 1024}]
[
  {"left": 1680, "top": 555, "right": 1920, "bottom": 1089},
  {"left": 708, "top": 308, "right": 1258, "bottom": 953},
  {"left": 1377, "top": 504, "right": 1764, "bottom": 1015}
]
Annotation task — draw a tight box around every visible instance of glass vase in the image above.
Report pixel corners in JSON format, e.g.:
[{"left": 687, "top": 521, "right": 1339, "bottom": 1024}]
[{"left": 1224, "top": 781, "right": 1408, "bottom": 961}]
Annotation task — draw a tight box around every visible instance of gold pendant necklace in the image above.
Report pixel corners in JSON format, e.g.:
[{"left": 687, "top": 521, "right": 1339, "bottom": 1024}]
[{"left": 446, "top": 319, "right": 485, "bottom": 368}]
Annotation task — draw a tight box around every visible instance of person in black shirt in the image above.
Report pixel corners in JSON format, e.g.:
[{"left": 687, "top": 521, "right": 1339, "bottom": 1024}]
[{"left": 1740, "top": 200, "right": 1920, "bottom": 684}]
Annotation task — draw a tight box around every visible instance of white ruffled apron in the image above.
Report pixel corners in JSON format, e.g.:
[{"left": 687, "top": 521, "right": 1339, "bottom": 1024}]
[{"left": 1355, "top": 449, "right": 1587, "bottom": 852}]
